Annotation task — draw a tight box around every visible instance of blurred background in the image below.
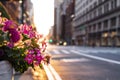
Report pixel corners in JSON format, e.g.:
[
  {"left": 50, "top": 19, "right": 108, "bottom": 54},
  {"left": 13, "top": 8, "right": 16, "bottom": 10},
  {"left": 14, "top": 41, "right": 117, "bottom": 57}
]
[
  {"left": 0, "top": 0, "right": 120, "bottom": 47},
  {"left": 53, "top": 0, "right": 120, "bottom": 47},
  {"left": 1, "top": 0, "right": 120, "bottom": 80}
]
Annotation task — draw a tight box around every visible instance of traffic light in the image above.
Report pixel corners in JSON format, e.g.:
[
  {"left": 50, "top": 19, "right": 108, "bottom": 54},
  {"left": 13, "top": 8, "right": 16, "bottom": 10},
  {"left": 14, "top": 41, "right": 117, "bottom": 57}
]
[{"left": 49, "top": 39, "right": 53, "bottom": 43}]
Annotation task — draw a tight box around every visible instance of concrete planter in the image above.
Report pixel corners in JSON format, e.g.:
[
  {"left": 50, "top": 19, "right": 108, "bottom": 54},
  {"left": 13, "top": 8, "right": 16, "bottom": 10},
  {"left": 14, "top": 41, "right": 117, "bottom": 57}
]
[{"left": 0, "top": 61, "right": 14, "bottom": 80}]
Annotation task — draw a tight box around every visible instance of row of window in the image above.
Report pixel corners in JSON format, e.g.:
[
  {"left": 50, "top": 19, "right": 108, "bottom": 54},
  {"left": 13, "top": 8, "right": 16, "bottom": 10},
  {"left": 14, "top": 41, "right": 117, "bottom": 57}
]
[
  {"left": 75, "top": 0, "right": 118, "bottom": 26},
  {"left": 87, "top": 16, "right": 118, "bottom": 33},
  {"left": 76, "top": 0, "right": 104, "bottom": 16},
  {"left": 76, "top": 0, "right": 94, "bottom": 11}
]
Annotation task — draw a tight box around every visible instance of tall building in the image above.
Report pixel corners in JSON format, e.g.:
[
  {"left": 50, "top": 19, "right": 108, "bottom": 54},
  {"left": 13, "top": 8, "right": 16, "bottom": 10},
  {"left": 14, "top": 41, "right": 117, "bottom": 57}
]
[
  {"left": 54, "top": 0, "right": 75, "bottom": 45},
  {"left": 73, "top": 0, "right": 120, "bottom": 47},
  {"left": 54, "top": 0, "right": 63, "bottom": 43},
  {"left": 64, "top": 0, "right": 75, "bottom": 45}
]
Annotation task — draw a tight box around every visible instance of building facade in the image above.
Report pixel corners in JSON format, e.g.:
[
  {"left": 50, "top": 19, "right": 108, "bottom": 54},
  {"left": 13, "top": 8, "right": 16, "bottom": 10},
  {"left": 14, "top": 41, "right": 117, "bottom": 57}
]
[
  {"left": 64, "top": 0, "right": 75, "bottom": 45},
  {"left": 54, "top": 0, "right": 63, "bottom": 43},
  {"left": 73, "top": 0, "right": 120, "bottom": 47}
]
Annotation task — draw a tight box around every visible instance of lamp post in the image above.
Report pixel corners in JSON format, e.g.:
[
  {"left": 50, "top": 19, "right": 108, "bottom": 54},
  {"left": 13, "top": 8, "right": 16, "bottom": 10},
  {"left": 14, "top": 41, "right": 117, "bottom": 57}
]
[
  {"left": 71, "top": 14, "right": 75, "bottom": 45},
  {"left": 19, "top": 0, "right": 24, "bottom": 24}
]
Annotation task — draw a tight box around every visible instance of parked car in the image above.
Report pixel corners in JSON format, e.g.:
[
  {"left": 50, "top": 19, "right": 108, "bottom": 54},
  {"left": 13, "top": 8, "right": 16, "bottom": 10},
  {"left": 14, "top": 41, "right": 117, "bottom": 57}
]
[{"left": 57, "top": 41, "right": 67, "bottom": 46}]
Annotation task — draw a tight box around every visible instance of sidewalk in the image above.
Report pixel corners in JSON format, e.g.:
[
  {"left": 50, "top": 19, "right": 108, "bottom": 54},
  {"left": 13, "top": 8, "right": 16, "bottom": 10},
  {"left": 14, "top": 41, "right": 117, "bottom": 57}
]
[{"left": 14, "top": 67, "right": 48, "bottom": 80}]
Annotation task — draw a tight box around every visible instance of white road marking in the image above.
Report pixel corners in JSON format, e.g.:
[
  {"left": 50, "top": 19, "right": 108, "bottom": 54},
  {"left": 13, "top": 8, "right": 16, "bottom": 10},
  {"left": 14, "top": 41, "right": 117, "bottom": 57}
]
[
  {"left": 48, "top": 64, "right": 62, "bottom": 80},
  {"left": 70, "top": 50, "right": 120, "bottom": 65},
  {"left": 45, "top": 50, "right": 50, "bottom": 54},
  {"left": 42, "top": 63, "right": 62, "bottom": 80},
  {"left": 61, "top": 58, "right": 90, "bottom": 62},
  {"left": 52, "top": 50, "right": 61, "bottom": 54},
  {"left": 61, "top": 50, "right": 70, "bottom": 54},
  {"left": 42, "top": 63, "right": 54, "bottom": 80},
  {"left": 78, "top": 50, "right": 89, "bottom": 53}
]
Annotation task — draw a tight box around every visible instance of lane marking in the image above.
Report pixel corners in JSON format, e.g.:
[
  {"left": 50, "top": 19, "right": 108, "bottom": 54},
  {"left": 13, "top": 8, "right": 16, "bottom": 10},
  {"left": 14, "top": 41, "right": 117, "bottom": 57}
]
[
  {"left": 78, "top": 50, "right": 89, "bottom": 53},
  {"left": 42, "top": 63, "right": 54, "bottom": 80},
  {"left": 48, "top": 64, "right": 62, "bottom": 80},
  {"left": 60, "top": 58, "right": 90, "bottom": 62},
  {"left": 45, "top": 50, "right": 50, "bottom": 54},
  {"left": 42, "top": 63, "right": 62, "bottom": 80},
  {"left": 70, "top": 50, "right": 120, "bottom": 65},
  {"left": 61, "top": 50, "right": 70, "bottom": 54},
  {"left": 53, "top": 50, "right": 61, "bottom": 54}
]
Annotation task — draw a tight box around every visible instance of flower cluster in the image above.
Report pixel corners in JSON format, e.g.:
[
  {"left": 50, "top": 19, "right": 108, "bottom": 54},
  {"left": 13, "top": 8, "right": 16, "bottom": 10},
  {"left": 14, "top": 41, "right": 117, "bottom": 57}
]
[
  {"left": 0, "top": 17, "right": 20, "bottom": 47},
  {"left": 0, "top": 16, "right": 47, "bottom": 73},
  {"left": 25, "top": 49, "right": 43, "bottom": 65}
]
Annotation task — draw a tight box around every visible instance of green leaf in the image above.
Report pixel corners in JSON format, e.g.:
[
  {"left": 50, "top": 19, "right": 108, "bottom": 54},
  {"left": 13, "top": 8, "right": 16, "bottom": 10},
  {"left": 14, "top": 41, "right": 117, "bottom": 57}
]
[
  {"left": 3, "top": 32, "right": 10, "bottom": 41},
  {"left": 0, "top": 24, "right": 3, "bottom": 28},
  {"left": 0, "top": 36, "right": 4, "bottom": 42},
  {"left": 22, "top": 34, "right": 30, "bottom": 41}
]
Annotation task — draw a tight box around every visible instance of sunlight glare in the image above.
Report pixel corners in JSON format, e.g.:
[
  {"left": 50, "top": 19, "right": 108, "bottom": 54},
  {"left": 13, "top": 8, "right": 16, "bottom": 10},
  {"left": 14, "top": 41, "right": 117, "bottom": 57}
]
[{"left": 31, "top": 0, "right": 54, "bottom": 36}]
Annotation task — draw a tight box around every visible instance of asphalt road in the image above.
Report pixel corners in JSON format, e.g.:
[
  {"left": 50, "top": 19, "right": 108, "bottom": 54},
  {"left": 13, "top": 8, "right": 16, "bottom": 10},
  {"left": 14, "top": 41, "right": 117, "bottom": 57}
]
[{"left": 46, "top": 45, "right": 120, "bottom": 80}]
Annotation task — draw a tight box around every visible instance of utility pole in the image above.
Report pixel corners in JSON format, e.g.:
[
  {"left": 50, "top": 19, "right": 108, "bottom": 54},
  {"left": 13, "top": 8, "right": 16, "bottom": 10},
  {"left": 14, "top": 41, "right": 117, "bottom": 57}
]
[{"left": 20, "top": 0, "right": 24, "bottom": 24}]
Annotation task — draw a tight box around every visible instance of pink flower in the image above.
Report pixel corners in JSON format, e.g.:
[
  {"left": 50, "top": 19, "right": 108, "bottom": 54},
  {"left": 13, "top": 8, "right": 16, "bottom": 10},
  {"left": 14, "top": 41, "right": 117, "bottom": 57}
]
[
  {"left": 25, "top": 57, "right": 33, "bottom": 64},
  {"left": 9, "top": 29, "right": 20, "bottom": 43},
  {"left": 36, "top": 53, "right": 43, "bottom": 61},
  {"left": 35, "top": 48, "right": 41, "bottom": 54},
  {"left": 34, "top": 61, "right": 40, "bottom": 66},
  {"left": 29, "top": 31, "right": 35, "bottom": 38},
  {"left": 3, "top": 20, "right": 17, "bottom": 31},
  {"left": 7, "top": 42, "right": 14, "bottom": 48},
  {"left": 28, "top": 49, "right": 34, "bottom": 54},
  {"left": 25, "top": 53, "right": 34, "bottom": 64},
  {"left": 19, "top": 24, "right": 36, "bottom": 38},
  {"left": 2, "top": 20, "right": 20, "bottom": 43}
]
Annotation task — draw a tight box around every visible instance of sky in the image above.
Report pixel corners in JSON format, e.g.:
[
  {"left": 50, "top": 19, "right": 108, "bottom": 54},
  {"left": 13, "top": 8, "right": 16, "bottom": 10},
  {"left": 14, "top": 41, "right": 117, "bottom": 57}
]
[{"left": 31, "top": 0, "right": 54, "bottom": 36}]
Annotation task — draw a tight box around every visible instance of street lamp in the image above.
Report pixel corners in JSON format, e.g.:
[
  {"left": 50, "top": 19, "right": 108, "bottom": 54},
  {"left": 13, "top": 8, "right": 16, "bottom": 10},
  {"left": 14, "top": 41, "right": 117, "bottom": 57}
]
[
  {"left": 19, "top": 0, "right": 22, "bottom": 4},
  {"left": 71, "top": 14, "right": 75, "bottom": 18}
]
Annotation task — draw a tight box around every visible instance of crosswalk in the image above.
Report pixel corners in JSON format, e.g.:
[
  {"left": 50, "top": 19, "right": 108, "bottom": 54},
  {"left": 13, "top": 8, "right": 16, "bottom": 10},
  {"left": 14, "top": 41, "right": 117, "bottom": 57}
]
[
  {"left": 45, "top": 48, "right": 120, "bottom": 55},
  {"left": 60, "top": 50, "right": 70, "bottom": 54}
]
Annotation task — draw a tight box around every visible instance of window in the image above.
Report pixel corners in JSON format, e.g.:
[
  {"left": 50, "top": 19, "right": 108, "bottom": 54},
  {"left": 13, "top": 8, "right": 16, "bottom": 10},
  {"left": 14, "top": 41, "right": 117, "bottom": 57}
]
[
  {"left": 93, "top": 10, "right": 97, "bottom": 17},
  {"left": 104, "top": 3, "right": 109, "bottom": 13},
  {"left": 90, "top": 5, "right": 92, "bottom": 10},
  {"left": 89, "top": 26, "right": 92, "bottom": 32},
  {"left": 94, "top": 2, "right": 97, "bottom": 8},
  {"left": 87, "top": 14, "right": 89, "bottom": 20},
  {"left": 86, "top": 0, "right": 88, "bottom": 5},
  {"left": 93, "top": 24, "right": 96, "bottom": 31},
  {"left": 111, "top": 0, "right": 117, "bottom": 9},
  {"left": 111, "top": 17, "right": 116, "bottom": 27},
  {"left": 119, "top": 16, "right": 120, "bottom": 24},
  {"left": 98, "top": 0, "right": 102, "bottom": 4},
  {"left": 98, "top": 7, "right": 102, "bottom": 15},
  {"left": 90, "top": 0, "right": 93, "bottom": 3},
  {"left": 98, "top": 22, "right": 101, "bottom": 29},
  {"left": 86, "top": 8, "right": 88, "bottom": 13},
  {"left": 86, "top": 15, "right": 88, "bottom": 21},
  {"left": 104, "top": 20, "right": 108, "bottom": 29},
  {"left": 89, "top": 13, "right": 92, "bottom": 20}
]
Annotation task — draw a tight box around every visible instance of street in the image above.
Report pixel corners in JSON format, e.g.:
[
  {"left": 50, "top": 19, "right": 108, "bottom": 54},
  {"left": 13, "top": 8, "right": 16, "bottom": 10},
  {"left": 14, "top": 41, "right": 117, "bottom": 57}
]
[{"left": 45, "top": 45, "right": 120, "bottom": 80}]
